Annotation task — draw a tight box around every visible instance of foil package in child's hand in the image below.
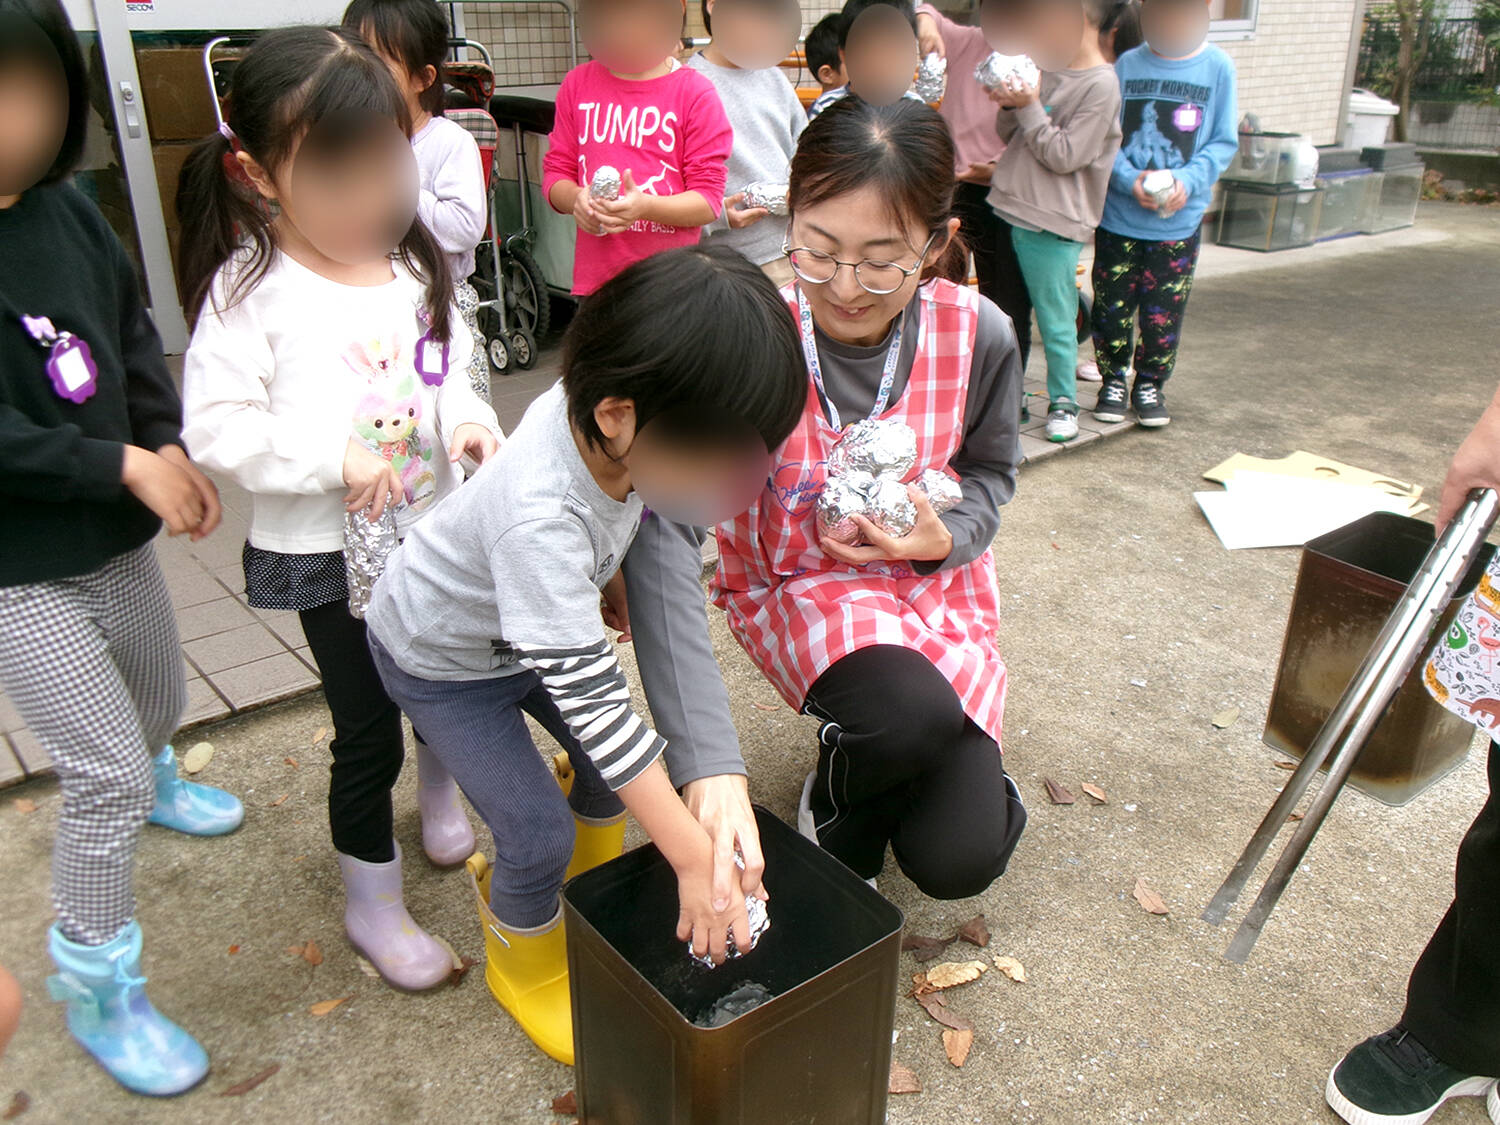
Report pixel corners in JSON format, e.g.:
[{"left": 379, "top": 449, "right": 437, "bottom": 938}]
[
  {"left": 741, "top": 181, "right": 789, "bottom": 216},
  {"left": 914, "top": 51, "right": 947, "bottom": 103},
  {"left": 974, "top": 51, "right": 1039, "bottom": 93},
  {"left": 687, "top": 853, "right": 770, "bottom": 968},
  {"left": 589, "top": 164, "right": 621, "bottom": 201},
  {"left": 1143, "top": 169, "right": 1176, "bottom": 213},
  {"left": 344, "top": 506, "right": 398, "bottom": 620}
]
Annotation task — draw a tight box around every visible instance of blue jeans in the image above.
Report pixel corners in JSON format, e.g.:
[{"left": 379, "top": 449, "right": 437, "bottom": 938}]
[{"left": 368, "top": 636, "right": 624, "bottom": 928}]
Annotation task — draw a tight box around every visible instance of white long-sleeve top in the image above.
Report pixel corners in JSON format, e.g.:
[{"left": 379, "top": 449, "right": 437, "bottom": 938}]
[
  {"left": 413, "top": 115, "right": 487, "bottom": 283},
  {"left": 182, "top": 251, "right": 502, "bottom": 554}
]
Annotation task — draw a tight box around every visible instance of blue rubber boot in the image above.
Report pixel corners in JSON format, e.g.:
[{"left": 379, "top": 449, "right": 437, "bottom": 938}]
[
  {"left": 146, "top": 746, "right": 243, "bottom": 836},
  {"left": 46, "top": 921, "right": 209, "bottom": 1096}
]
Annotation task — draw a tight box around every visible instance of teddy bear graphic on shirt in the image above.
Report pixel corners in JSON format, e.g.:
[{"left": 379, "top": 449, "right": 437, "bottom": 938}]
[{"left": 345, "top": 336, "right": 437, "bottom": 511}]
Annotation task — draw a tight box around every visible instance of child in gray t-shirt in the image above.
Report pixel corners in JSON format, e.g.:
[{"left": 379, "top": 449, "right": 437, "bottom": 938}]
[{"left": 364, "top": 244, "right": 804, "bottom": 1064}]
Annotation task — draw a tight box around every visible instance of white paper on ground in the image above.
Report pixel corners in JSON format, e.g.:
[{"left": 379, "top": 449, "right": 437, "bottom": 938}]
[{"left": 1194, "top": 471, "right": 1413, "bottom": 550}]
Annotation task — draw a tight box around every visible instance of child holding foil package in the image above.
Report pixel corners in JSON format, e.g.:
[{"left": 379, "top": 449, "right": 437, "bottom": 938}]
[
  {"left": 1091, "top": 0, "right": 1235, "bottom": 430},
  {"left": 363, "top": 244, "right": 805, "bottom": 1064},
  {"left": 712, "top": 97, "right": 1027, "bottom": 897},
  {"left": 0, "top": 0, "right": 242, "bottom": 1096},
  {"left": 543, "top": 0, "right": 733, "bottom": 295},
  {"left": 687, "top": 0, "right": 805, "bottom": 287},
  {"left": 808, "top": 0, "right": 928, "bottom": 120},
  {"left": 179, "top": 26, "right": 502, "bottom": 994}
]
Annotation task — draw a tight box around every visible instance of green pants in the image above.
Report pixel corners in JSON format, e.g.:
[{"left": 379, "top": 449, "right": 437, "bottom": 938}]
[{"left": 1010, "top": 226, "right": 1085, "bottom": 407}]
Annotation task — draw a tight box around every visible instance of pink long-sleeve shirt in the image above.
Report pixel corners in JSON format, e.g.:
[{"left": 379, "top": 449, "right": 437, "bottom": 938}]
[
  {"left": 915, "top": 5, "right": 1007, "bottom": 174},
  {"left": 543, "top": 61, "right": 733, "bottom": 295}
]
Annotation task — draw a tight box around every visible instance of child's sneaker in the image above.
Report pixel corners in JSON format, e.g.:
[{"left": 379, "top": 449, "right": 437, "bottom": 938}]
[
  {"left": 1093, "top": 377, "right": 1129, "bottom": 423},
  {"left": 1045, "top": 402, "right": 1079, "bottom": 443},
  {"left": 1132, "top": 379, "right": 1170, "bottom": 428},
  {"left": 1325, "top": 1025, "right": 1497, "bottom": 1125},
  {"left": 1076, "top": 359, "right": 1102, "bottom": 383}
]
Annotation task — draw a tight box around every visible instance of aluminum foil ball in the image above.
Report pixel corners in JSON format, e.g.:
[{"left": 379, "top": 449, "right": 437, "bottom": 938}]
[
  {"left": 914, "top": 51, "right": 947, "bottom": 103},
  {"left": 864, "top": 477, "right": 917, "bottom": 538},
  {"left": 589, "top": 165, "right": 621, "bottom": 201},
  {"left": 914, "top": 468, "right": 963, "bottom": 515},
  {"left": 974, "top": 52, "right": 1039, "bottom": 93},
  {"left": 827, "top": 419, "right": 918, "bottom": 481},
  {"left": 817, "top": 475, "right": 871, "bottom": 546},
  {"left": 741, "top": 181, "right": 790, "bottom": 216}
]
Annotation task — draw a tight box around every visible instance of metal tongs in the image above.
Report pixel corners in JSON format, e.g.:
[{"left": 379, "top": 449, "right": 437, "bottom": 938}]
[{"left": 1202, "top": 487, "right": 1500, "bottom": 962}]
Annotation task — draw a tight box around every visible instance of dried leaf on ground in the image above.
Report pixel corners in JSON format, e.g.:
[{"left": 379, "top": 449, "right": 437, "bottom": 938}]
[
  {"left": 449, "top": 956, "right": 480, "bottom": 986},
  {"left": 1212, "top": 706, "right": 1241, "bottom": 729},
  {"left": 284, "top": 757, "right": 299, "bottom": 769},
  {"left": 1132, "top": 878, "right": 1169, "bottom": 916},
  {"left": 992, "top": 956, "right": 1027, "bottom": 983},
  {"left": 1043, "top": 778, "right": 1076, "bottom": 805},
  {"left": 267, "top": 794, "right": 289, "bottom": 808},
  {"left": 1274, "top": 760, "right": 1297, "bottom": 770},
  {"left": 301, "top": 940, "right": 323, "bottom": 967},
  {"left": 901, "top": 933, "right": 956, "bottom": 962},
  {"left": 312, "top": 727, "right": 327, "bottom": 745},
  {"left": 1080, "top": 784, "right": 1108, "bottom": 805},
  {"left": 181, "top": 742, "right": 214, "bottom": 774},
  {"left": 11, "top": 799, "right": 37, "bottom": 815},
  {"left": 1287, "top": 811, "right": 1305, "bottom": 822},
  {"left": 888, "top": 1061, "right": 923, "bottom": 1094},
  {"left": 551, "top": 1090, "right": 578, "bottom": 1115},
  {"left": 220, "top": 1064, "right": 280, "bottom": 1097},
  {"left": 308, "top": 996, "right": 349, "bottom": 1017},
  {"left": 956, "top": 914, "right": 990, "bottom": 948},
  {"left": 2, "top": 1092, "right": 29, "bottom": 1120},
  {"left": 916, "top": 992, "right": 973, "bottom": 1031},
  {"left": 227, "top": 944, "right": 241, "bottom": 955},
  {"left": 752, "top": 702, "right": 780, "bottom": 712},
  {"left": 431, "top": 933, "right": 464, "bottom": 972},
  {"left": 356, "top": 956, "right": 380, "bottom": 979},
  {"left": 942, "top": 1027, "right": 974, "bottom": 1067},
  {"left": 920, "top": 960, "right": 987, "bottom": 991}
]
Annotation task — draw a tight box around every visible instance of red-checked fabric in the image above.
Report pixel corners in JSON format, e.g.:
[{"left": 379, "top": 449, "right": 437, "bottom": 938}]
[{"left": 711, "top": 278, "right": 1007, "bottom": 746}]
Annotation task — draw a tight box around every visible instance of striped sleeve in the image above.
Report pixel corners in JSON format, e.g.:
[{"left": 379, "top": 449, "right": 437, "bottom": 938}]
[{"left": 516, "top": 638, "right": 666, "bottom": 789}]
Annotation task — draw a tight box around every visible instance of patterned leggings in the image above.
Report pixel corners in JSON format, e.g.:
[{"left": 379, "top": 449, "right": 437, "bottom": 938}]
[
  {"left": 1090, "top": 227, "right": 1202, "bottom": 383},
  {"left": 454, "top": 278, "right": 491, "bottom": 402},
  {"left": 0, "top": 544, "right": 185, "bottom": 944}
]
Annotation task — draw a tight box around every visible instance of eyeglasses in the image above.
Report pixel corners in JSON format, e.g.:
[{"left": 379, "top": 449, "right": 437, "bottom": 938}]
[{"left": 782, "top": 231, "right": 940, "bottom": 296}]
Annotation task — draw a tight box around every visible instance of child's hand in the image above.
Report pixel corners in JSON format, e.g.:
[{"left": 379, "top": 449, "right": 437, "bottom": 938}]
[
  {"left": 1006, "top": 78, "right": 1040, "bottom": 107},
  {"left": 594, "top": 169, "right": 650, "bottom": 232},
  {"left": 987, "top": 81, "right": 1034, "bottom": 110},
  {"left": 682, "top": 773, "right": 769, "bottom": 905},
  {"left": 155, "top": 444, "right": 222, "bottom": 541},
  {"left": 600, "top": 570, "right": 631, "bottom": 641},
  {"left": 448, "top": 422, "right": 501, "bottom": 466},
  {"left": 958, "top": 160, "right": 996, "bottom": 185},
  {"left": 674, "top": 833, "right": 752, "bottom": 966},
  {"left": 820, "top": 485, "right": 954, "bottom": 567},
  {"left": 916, "top": 12, "right": 945, "bottom": 59},
  {"left": 571, "top": 188, "right": 605, "bottom": 236},
  {"left": 342, "top": 439, "right": 405, "bottom": 520},
  {"left": 1162, "top": 179, "right": 1189, "bottom": 216},
  {"left": 122, "top": 446, "right": 206, "bottom": 537},
  {"left": 1132, "top": 171, "right": 1155, "bottom": 210},
  {"left": 723, "top": 192, "right": 770, "bottom": 230}
]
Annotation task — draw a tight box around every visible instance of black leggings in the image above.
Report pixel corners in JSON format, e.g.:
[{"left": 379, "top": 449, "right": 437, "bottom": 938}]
[
  {"left": 299, "top": 599, "right": 406, "bottom": 865},
  {"left": 1402, "top": 739, "right": 1500, "bottom": 1073},
  {"left": 801, "top": 645, "right": 1026, "bottom": 898}
]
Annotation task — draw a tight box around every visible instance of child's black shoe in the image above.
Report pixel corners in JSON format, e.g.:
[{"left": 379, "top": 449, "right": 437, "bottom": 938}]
[
  {"left": 1325, "top": 1024, "right": 1497, "bottom": 1125},
  {"left": 1131, "top": 379, "right": 1170, "bottom": 428},
  {"left": 1093, "top": 377, "right": 1129, "bottom": 424}
]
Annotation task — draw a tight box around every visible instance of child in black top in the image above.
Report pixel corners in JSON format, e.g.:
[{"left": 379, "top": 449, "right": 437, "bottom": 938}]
[{"left": 0, "top": 0, "right": 241, "bottom": 1097}]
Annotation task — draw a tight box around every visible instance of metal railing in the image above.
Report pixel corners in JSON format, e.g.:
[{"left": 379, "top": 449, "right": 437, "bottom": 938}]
[{"left": 1356, "top": 13, "right": 1500, "bottom": 151}]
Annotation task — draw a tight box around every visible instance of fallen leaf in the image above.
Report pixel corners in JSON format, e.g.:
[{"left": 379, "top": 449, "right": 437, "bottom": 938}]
[
  {"left": 284, "top": 757, "right": 299, "bottom": 769},
  {"left": 301, "top": 940, "right": 323, "bottom": 966},
  {"left": 1043, "top": 778, "right": 1076, "bottom": 805},
  {"left": 916, "top": 992, "right": 973, "bottom": 1031},
  {"left": 312, "top": 727, "right": 327, "bottom": 745},
  {"left": 12, "top": 798, "right": 38, "bottom": 815},
  {"left": 449, "top": 956, "right": 480, "bottom": 986},
  {"left": 2, "top": 1092, "right": 29, "bottom": 1120},
  {"left": 956, "top": 914, "right": 990, "bottom": 948},
  {"left": 1050, "top": 542, "right": 1060, "bottom": 551},
  {"left": 356, "top": 956, "right": 380, "bottom": 979},
  {"left": 942, "top": 1027, "right": 974, "bottom": 1067},
  {"left": 921, "top": 960, "right": 987, "bottom": 990},
  {"left": 901, "top": 933, "right": 956, "bottom": 962},
  {"left": 888, "top": 1061, "right": 923, "bottom": 1094},
  {"left": 752, "top": 702, "right": 780, "bottom": 712},
  {"left": 308, "top": 996, "right": 349, "bottom": 1017},
  {"left": 1212, "top": 706, "right": 1241, "bottom": 729},
  {"left": 1274, "top": 760, "right": 1297, "bottom": 770},
  {"left": 220, "top": 1064, "right": 280, "bottom": 1096},
  {"left": 431, "top": 933, "right": 464, "bottom": 972},
  {"left": 267, "top": 794, "right": 289, "bottom": 808},
  {"left": 292, "top": 855, "right": 306, "bottom": 862},
  {"left": 1132, "top": 877, "right": 1169, "bottom": 916},
  {"left": 181, "top": 742, "right": 214, "bottom": 774},
  {"left": 1080, "top": 784, "right": 1108, "bottom": 805},
  {"left": 551, "top": 1090, "right": 578, "bottom": 1115},
  {"left": 1288, "top": 811, "right": 1305, "bottom": 822},
  {"left": 228, "top": 944, "right": 241, "bottom": 955},
  {"left": 992, "top": 955, "right": 1027, "bottom": 983}
]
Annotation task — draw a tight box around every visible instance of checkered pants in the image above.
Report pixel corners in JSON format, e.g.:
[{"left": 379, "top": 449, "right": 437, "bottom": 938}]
[
  {"left": 455, "top": 279, "right": 491, "bottom": 402},
  {"left": 0, "top": 544, "right": 185, "bottom": 945}
]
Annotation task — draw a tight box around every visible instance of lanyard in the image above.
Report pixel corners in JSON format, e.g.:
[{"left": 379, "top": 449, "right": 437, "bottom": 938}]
[{"left": 795, "top": 285, "right": 903, "bottom": 434}]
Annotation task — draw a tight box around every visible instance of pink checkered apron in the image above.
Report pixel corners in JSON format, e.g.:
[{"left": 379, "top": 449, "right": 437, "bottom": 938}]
[{"left": 712, "top": 279, "right": 1007, "bottom": 746}]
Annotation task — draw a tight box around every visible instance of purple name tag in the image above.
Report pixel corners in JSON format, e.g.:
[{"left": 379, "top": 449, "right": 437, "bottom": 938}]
[
  {"left": 414, "top": 330, "right": 449, "bottom": 387},
  {"left": 46, "top": 334, "right": 99, "bottom": 404}
]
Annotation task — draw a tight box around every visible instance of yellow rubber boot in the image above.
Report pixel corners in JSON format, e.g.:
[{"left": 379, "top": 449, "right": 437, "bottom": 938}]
[
  {"left": 563, "top": 813, "right": 627, "bottom": 882},
  {"left": 465, "top": 853, "right": 574, "bottom": 1066}
]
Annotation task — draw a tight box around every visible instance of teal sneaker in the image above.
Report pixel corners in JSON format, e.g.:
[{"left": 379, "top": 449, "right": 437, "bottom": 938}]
[
  {"left": 1326, "top": 1025, "right": 1497, "bottom": 1125},
  {"left": 146, "top": 745, "right": 244, "bottom": 836}
]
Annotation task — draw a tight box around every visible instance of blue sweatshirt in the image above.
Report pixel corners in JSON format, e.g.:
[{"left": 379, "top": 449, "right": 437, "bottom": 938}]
[{"left": 1100, "top": 43, "right": 1238, "bottom": 242}]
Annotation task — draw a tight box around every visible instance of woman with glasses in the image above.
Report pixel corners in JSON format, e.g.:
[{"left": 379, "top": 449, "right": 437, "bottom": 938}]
[{"left": 706, "top": 96, "right": 1028, "bottom": 898}]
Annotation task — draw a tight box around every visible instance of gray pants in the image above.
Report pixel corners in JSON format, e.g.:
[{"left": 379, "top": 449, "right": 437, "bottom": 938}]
[
  {"left": 0, "top": 544, "right": 185, "bottom": 944},
  {"left": 368, "top": 635, "right": 623, "bottom": 928}
]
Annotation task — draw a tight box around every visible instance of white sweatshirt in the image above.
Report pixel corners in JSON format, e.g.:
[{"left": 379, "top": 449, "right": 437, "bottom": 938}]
[
  {"left": 182, "top": 251, "right": 502, "bottom": 554},
  {"left": 413, "top": 115, "right": 487, "bottom": 283}
]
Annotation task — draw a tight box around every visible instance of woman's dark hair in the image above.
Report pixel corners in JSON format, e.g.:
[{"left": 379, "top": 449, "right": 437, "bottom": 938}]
[
  {"left": 804, "top": 13, "right": 842, "bottom": 79},
  {"left": 177, "top": 25, "right": 452, "bottom": 338},
  {"left": 343, "top": 0, "right": 450, "bottom": 118},
  {"left": 1102, "top": 0, "right": 1143, "bottom": 57},
  {"left": 788, "top": 97, "right": 967, "bottom": 284},
  {"left": 563, "top": 244, "right": 804, "bottom": 456},
  {"left": 0, "top": 0, "right": 88, "bottom": 185}
]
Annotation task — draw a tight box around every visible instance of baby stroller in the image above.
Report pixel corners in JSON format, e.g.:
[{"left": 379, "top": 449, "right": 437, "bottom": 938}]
[{"left": 445, "top": 40, "right": 550, "bottom": 373}]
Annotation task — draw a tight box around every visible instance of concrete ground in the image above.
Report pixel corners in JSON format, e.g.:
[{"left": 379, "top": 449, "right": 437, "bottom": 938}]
[{"left": 2, "top": 203, "right": 1498, "bottom": 1123}]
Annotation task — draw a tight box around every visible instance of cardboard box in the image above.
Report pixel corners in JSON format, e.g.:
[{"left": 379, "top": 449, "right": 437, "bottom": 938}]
[
  {"left": 136, "top": 47, "right": 217, "bottom": 142},
  {"left": 152, "top": 140, "right": 196, "bottom": 231}
]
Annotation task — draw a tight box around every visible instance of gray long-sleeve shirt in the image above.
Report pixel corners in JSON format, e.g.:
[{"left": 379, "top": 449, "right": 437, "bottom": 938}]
[{"left": 626, "top": 290, "right": 1022, "bottom": 784}]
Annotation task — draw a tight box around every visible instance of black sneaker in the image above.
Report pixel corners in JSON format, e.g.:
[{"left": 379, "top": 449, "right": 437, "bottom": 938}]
[
  {"left": 1093, "top": 377, "right": 1129, "bottom": 423},
  {"left": 1132, "top": 378, "right": 1170, "bottom": 428},
  {"left": 1326, "top": 1025, "right": 1498, "bottom": 1125}
]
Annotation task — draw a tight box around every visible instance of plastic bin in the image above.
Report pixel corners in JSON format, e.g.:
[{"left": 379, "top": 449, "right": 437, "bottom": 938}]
[
  {"left": 1315, "top": 168, "right": 1378, "bottom": 241},
  {"left": 563, "top": 806, "right": 905, "bottom": 1125},
  {"left": 1343, "top": 88, "right": 1399, "bottom": 150},
  {"left": 1361, "top": 142, "right": 1420, "bottom": 170},
  {"left": 1228, "top": 131, "right": 1305, "bottom": 184},
  {"left": 1264, "top": 511, "right": 1494, "bottom": 806},
  {"left": 1316, "top": 145, "right": 1368, "bottom": 174},
  {"left": 1217, "top": 180, "right": 1325, "bottom": 252},
  {"left": 1362, "top": 161, "right": 1424, "bottom": 233}
]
